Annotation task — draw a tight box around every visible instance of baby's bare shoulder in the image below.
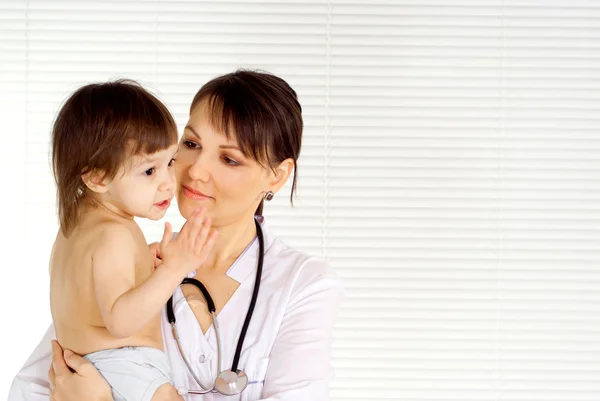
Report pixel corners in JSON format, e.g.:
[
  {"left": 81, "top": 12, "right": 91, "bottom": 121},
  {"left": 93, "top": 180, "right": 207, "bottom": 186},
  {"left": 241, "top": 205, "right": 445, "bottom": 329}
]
[{"left": 87, "top": 220, "right": 138, "bottom": 254}]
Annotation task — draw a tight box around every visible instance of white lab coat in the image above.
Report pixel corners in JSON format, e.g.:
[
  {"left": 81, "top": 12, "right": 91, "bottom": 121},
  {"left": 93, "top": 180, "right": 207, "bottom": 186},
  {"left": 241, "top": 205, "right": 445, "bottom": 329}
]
[{"left": 8, "top": 217, "right": 343, "bottom": 401}]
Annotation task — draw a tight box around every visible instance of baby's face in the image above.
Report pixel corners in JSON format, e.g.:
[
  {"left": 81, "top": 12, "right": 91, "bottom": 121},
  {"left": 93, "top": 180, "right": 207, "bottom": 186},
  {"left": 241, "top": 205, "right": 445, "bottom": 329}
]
[{"left": 106, "top": 144, "right": 179, "bottom": 220}]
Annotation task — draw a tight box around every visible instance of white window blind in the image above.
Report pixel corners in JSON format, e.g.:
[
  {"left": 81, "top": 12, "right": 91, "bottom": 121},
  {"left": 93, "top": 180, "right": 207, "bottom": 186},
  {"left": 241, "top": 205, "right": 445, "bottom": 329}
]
[{"left": 3, "top": 1, "right": 600, "bottom": 400}]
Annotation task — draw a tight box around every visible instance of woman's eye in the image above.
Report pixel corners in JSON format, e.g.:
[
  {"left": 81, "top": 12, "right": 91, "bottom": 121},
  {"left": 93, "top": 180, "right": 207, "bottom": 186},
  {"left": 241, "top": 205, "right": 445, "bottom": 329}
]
[
  {"left": 184, "top": 140, "right": 200, "bottom": 149},
  {"left": 223, "top": 156, "right": 240, "bottom": 166},
  {"left": 144, "top": 167, "right": 156, "bottom": 176}
]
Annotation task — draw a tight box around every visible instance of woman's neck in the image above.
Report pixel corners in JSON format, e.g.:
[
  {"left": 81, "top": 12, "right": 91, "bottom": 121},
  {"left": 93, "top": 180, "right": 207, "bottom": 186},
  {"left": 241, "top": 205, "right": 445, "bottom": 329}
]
[{"left": 201, "top": 216, "right": 258, "bottom": 273}]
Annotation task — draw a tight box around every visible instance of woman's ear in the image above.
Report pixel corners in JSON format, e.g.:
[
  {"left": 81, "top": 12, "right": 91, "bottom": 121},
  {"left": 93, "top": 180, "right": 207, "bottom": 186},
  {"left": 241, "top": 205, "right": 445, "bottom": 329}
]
[
  {"left": 81, "top": 170, "right": 109, "bottom": 194},
  {"left": 268, "top": 158, "right": 294, "bottom": 194}
]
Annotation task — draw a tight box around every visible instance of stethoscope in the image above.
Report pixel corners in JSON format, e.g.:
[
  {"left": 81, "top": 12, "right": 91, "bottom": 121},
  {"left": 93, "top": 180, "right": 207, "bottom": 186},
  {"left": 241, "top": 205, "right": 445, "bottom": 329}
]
[{"left": 166, "top": 218, "right": 264, "bottom": 396}]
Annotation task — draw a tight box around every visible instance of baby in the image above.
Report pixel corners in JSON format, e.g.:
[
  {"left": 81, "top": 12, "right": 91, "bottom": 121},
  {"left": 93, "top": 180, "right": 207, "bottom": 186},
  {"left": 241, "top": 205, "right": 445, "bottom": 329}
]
[{"left": 49, "top": 80, "right": 217, "bottom": 401}]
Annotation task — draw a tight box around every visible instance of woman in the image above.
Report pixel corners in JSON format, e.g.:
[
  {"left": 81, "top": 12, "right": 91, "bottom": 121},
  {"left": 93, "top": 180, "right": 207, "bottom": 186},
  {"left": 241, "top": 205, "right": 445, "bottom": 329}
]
[{"left": 9, "top": 70, "right": 342, "bottom": 401}]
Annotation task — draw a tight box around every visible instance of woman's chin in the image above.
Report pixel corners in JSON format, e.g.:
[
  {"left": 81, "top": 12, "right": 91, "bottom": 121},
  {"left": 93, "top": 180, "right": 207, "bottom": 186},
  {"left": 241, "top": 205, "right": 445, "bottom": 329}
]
[{"left": 178, "top": 201, "right": 213, "bottom": 220}]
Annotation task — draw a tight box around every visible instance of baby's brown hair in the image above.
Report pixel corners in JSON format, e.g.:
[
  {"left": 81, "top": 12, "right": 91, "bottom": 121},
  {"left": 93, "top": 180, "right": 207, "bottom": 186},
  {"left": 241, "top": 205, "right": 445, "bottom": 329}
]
[{"left": 51, "top": 79, "right": 178, "bottom": 235}]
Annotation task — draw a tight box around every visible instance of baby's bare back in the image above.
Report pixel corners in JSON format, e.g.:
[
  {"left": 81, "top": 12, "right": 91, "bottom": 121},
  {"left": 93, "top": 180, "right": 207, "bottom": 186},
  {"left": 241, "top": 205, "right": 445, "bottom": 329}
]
[{"left": 50, "top": 208, "right": 162, "bottom": 355}]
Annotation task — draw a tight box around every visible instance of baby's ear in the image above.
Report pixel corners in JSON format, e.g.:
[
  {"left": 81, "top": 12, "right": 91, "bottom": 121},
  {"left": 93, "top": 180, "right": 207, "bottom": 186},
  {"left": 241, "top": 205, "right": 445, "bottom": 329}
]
[{"left": 81, "top": 169, "right": 109, "bottom": 194}]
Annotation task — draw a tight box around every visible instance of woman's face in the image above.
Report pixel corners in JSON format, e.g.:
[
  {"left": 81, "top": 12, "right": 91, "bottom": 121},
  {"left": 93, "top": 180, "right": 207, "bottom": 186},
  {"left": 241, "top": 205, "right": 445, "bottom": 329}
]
[{"left": 175, "top": 100, "right": 274, "bottom": 226}]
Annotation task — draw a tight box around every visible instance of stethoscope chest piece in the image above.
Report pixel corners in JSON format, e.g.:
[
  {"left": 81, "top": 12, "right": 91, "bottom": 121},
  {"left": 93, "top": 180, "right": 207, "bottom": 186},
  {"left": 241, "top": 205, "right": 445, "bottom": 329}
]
[
  {"left": 215, "top": 369, "right": 248, "bottom": 395},
  {"left": 169, "top": 218, "right": 265, "bottom": 396}
]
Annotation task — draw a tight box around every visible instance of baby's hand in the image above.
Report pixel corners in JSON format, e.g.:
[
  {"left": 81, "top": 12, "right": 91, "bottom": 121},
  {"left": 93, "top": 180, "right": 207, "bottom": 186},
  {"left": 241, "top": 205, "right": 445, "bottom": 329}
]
[
  {"left": 159, "top": 208, "right": 218, "bottom": 275},
  {"left": 148, "top": 242, "right": 162, "bottom": 269}
]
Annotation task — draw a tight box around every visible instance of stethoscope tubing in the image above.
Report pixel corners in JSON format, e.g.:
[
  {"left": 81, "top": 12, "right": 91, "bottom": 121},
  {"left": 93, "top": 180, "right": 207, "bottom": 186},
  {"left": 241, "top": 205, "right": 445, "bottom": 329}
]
[{"left": 166, "top": 218, "right": 264, "bottom": 395}]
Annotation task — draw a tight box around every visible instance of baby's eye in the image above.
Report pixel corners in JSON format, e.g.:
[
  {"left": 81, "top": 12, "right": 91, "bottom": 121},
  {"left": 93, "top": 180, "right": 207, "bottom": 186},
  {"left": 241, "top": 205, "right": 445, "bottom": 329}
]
[{"left": 144, "top": 167, "right": 156, "bottom": 176}]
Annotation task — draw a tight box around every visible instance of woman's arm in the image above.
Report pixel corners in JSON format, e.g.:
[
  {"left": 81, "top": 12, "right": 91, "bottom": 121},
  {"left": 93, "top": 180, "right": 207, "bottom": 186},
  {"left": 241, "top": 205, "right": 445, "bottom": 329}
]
[
  {"left": 48, "top": 341, "right": 112, "bottom": 401},
  {"left": 260, "top": 261, "right": 343, "bottom": 401},
  {"left": 8, "top": 325, "right": 54, "bottom": 401},
  {"left": 7, "top": 326, "right": 113, "bottom": 401}
]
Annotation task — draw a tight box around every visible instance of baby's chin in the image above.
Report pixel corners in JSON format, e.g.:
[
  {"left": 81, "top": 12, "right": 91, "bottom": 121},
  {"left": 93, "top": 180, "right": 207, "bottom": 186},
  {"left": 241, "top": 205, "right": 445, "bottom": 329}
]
[{"left": 140, "top": 208, "right": 169, "bottom": 221}]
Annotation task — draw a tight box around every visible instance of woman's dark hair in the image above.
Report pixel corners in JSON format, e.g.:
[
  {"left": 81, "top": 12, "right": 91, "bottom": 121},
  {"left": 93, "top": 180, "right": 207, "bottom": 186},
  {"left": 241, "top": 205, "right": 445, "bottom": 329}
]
[{"left": 190, "top": 69, "right": 303, "bottom": 215}]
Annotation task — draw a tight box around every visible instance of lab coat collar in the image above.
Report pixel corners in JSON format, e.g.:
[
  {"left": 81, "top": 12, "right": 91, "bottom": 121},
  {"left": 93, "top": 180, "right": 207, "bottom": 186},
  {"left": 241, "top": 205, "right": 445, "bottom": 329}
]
[{"left": 187, "top": 215, "right": 274, "bottom": 284}]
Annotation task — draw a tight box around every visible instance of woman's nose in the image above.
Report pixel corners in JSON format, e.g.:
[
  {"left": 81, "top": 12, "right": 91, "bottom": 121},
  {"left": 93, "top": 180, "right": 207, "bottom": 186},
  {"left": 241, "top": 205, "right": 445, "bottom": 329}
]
[{"left": 187, "top": 156, "right": 210, "bottom": 183}]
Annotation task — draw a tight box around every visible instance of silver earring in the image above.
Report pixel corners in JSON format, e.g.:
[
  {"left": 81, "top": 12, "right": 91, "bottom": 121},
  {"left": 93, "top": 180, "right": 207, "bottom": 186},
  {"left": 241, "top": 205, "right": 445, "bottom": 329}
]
[{"left": 264, "top": 191, "right": 274, "bottom": 201}]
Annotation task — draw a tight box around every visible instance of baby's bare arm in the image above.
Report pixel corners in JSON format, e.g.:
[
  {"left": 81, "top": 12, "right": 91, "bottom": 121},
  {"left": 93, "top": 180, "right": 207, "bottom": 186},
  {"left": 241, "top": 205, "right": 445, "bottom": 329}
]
[
  {"left": 92, "top": 209, "right": 217, "bottom": 339},
  {"left": 91, "top": 223, "right": 186, "bottom": 338}
]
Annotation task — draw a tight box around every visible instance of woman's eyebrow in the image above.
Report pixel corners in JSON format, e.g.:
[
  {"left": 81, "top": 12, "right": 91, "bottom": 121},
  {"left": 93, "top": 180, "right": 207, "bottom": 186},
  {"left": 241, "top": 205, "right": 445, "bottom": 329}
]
[
  {"left": 219, "top": 144, "right": 242, "bottom": 151},
  {"left": 184, "top": 125, "right": 242, "bottom": 151},
  {"left": 184, "top": 125, "right": 201, "bottom": 139}
]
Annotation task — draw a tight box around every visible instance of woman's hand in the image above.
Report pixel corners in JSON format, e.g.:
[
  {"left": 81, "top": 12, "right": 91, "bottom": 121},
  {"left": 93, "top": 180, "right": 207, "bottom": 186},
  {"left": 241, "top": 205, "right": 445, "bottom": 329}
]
[{"left": 48, "top": 340, "right": 113, "bottom": 401}]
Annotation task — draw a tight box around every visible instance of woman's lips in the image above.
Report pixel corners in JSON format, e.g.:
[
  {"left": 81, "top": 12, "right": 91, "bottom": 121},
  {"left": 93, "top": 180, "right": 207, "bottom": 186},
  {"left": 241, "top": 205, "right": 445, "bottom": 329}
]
[{"left": 182, "top": 185, "right": 212, "bottom": 201}]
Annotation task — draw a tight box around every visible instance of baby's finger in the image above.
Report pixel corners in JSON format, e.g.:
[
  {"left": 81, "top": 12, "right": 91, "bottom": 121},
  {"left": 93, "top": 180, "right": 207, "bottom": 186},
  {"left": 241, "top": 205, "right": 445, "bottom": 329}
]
[
  {"left": 187, "top": 208, "right": 207, "bottom": 245},
  {"left": 202, "top": 229, "right": 219, "bottom": 254},
  {"left": 160, "top": 222, "right": 173, "bottom": 251},
  {"left": 179, "top": 208, "right": 200, "bottom": 242},
  {"left": 194, "top": 217, "right": 211, "bottom": 250}
]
